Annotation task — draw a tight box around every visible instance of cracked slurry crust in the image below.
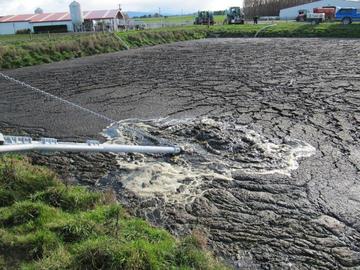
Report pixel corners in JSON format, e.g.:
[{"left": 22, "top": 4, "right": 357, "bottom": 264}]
[{"left": 1, "top": 38, "right": 360, "bottom": 269}]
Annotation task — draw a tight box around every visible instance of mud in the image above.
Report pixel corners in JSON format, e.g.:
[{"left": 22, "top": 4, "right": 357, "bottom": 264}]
[{"left": 1, "top": 38, "right": 360, "bottom": 269}]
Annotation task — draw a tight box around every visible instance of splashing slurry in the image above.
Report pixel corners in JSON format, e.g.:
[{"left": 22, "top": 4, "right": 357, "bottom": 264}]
[{"left": 104, "top": 117, "right": 315, "bottom": 204}]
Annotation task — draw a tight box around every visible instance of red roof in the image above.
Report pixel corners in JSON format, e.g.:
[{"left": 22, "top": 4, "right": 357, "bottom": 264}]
[
  {"left": 0, "top": 10, "right": 121, "bottom": 23},
  {"left": 31, "top": 12, "right": 70, "bottom": 23}
]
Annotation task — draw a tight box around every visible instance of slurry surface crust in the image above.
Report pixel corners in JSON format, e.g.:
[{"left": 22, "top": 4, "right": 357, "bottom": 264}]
[{"left": 1, "top": 38, "right": 360, "bottom": 269}]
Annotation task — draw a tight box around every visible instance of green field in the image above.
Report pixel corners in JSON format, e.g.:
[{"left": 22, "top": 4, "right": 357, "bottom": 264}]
[
  {"left": 134, "top": 15, "right": 226, "bottom": 24},
  {"left": 134, "top": 15, "right": 195, "bottom": 23},
  {"left": 0, "top": 156, "right": 229, "bottom": 270},
  {"left": 1, "top": 22, "right": 360, "bottom": 69}
]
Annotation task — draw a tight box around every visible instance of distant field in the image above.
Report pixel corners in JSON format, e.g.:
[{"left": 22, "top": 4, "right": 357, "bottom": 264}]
[{"left": 134, "top": 15, "right": 226, "bottom": 24}]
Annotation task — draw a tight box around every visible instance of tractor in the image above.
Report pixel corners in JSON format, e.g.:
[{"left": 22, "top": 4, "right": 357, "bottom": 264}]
[
  {"left": 194, "top": 11, "right": 214, "bottom": 25},
  {"left": 224, "top": 6, "right": 245, "bottom": 24}
]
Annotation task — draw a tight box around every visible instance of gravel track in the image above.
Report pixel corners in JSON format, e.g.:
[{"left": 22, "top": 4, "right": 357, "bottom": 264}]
[{"left": 1, "top": 38, "right": 360, "bottom": 269}]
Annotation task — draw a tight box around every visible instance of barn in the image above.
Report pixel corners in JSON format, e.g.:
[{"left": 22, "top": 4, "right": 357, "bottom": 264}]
[
  {"left": 0, "top": 8, "right": 127, "bottom": 35},
  {"left": 279, "top": 0, "right": 360, "bottom": 19}
]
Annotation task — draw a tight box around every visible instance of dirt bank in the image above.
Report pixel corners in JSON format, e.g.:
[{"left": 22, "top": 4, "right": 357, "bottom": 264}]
[{"left": 1, "top": 38, "right": 360, "bottom": 269}]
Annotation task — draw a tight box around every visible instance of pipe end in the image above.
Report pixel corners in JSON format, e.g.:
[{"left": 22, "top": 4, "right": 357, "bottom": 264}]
[{"left": 0, "top": 133, "right": 4, "bottom": 145}]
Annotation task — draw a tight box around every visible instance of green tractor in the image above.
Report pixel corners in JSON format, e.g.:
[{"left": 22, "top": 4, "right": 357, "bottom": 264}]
[
  {"left": 224, "top": 7, "right": 245, "bottom": 24},
  {"left": 194, "top": 11, "right": 214, "bottom": 25}
]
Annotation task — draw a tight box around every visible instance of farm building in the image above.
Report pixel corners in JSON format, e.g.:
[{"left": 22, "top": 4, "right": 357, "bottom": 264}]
[
  {"left": 279, "top": 0, "right": 360, "bottom": 19},
  {"left": 0, "top": 2, "right": 127, "bottom": 35}
]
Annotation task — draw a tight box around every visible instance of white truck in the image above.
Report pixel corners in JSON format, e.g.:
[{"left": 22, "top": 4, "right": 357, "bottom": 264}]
[{"left": 306, "top": 12, "right": 326, "bottom": 24}]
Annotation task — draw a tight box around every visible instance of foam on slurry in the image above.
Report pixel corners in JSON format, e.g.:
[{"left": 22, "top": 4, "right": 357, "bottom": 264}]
[{"left": 104, "top": 117, "right": 316, "bottom": 203}]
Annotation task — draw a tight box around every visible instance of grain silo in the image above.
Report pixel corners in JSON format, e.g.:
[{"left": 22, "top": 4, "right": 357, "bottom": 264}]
[
  {"left": 34, "top": 8, "right": 44, "bottom": 14},
  {"left": 69, "top": 1, "right": 84, "bottom": 31}
]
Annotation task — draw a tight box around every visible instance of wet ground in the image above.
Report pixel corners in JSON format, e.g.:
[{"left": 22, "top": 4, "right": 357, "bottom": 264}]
[{"left": 1, "top": 38, "right": 360, "bottom": 269}]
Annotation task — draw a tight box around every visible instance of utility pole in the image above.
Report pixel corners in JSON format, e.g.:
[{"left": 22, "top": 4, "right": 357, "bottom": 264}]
[{"left": 159, "top": 7, "right": 162, "bottom": 27}]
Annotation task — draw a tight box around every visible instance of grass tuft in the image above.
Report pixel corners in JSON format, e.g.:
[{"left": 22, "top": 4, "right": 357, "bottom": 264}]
[{"left": 32, "top": 186, "right": 102, "bottom": 212}]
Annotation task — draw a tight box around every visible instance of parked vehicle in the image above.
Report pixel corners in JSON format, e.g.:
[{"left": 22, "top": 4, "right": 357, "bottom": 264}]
[
  {"left": 307, "top": 12, "right": 325, "bottom": 24},
  {"left": 224, "top": 7, "right": 245, "bottom": 24},
  {"left": 336, "top": 8, "right": 360, "bottom": 24},
  {"left": 313, "top": 7, "right": 336, "bottom": 20},
  {"left": 296, "top": 9, "right": 325, "bottom": 24},
  {"left": 194, "top": 11, "right": 214, "bottom": 25},
  {"left": 296, "top": 9, "right": 308, "bottom": 21}
]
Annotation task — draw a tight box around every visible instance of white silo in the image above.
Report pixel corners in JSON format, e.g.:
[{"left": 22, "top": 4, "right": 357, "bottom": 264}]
[
  {"left": 69, "top": 1, "right": 84, "bottom": 30},
  {"left": 35, "top": 8, "right": 44, "bottom": 14}
]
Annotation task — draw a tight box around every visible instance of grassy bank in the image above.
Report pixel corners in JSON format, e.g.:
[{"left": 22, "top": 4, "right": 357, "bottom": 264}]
[
  {"left": 117, "top": 27, "right": 208, "bottom": 48},
  {"left": 1, "top": 23, "right": 360, "bottom": 69},
  {"left": 0, "top": 33, "right": 127, "bottom": 69},
  {"left": 214, "top": 22, "right": 360, "bottom": 38},
  {"left": 117, "top": 22, "right": 360, "bottom": 47},
  {"left": 0, "top": 156, "right": 228, "bottom": 270}
]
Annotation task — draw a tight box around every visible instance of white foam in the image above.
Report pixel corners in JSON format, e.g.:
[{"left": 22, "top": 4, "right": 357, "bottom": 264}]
[{"left": 104, "top": 117, "right": 316, "bottom": 203}]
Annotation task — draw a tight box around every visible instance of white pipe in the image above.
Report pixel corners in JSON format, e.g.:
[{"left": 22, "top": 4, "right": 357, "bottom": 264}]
[
  {"left": 0, "top": 142, "right": 181, "bottom": 154},
  {"left": 0, "top": 133, "right": 181, "bottom": 155},
  {"left": 0, "top": 145, "right": 35, "bottom": 152},
  {"left": 254, "top": 24, "right": 277, "bottom": 38}
]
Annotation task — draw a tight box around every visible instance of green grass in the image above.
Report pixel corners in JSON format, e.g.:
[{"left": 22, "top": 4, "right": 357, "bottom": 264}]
[
  {"left": 0, "top": 156, "right": 229, "bottom": 270},
  {"left": 1, "top": 22, "right": 360, "bottom": 69},
  {"left": 0, "top": 32, "right": 127, "bottom": 69},
  {"left": 117, "top": 27, "right": 209, "bottom": 48},
  {"left": 0, "top": 32, "right": 95, "bottom": 46},
  {"left": 243, "top": 22, "right": 360, "bottom": 38}
]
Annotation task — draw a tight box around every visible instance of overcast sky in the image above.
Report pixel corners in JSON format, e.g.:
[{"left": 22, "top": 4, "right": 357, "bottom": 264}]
[{"left": 0, "top": 0, "right": 244, "bottom": 15}]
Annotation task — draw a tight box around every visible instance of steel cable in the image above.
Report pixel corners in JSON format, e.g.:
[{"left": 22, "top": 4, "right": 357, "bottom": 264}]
[
  {"left": 0, "top": 72, "right": 116, "bottom": 123},
  {"left": 0, "top": 72, "right": 175, "bottom": 147}
]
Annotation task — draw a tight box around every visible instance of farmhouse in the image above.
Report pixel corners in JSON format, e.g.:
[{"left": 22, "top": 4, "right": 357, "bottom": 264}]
[
  {"left": 0, "top": 2, "right": 127, "bottom": 35},
  {"left": 279, "top": 0, "right": 360, "bottom": 19}
]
